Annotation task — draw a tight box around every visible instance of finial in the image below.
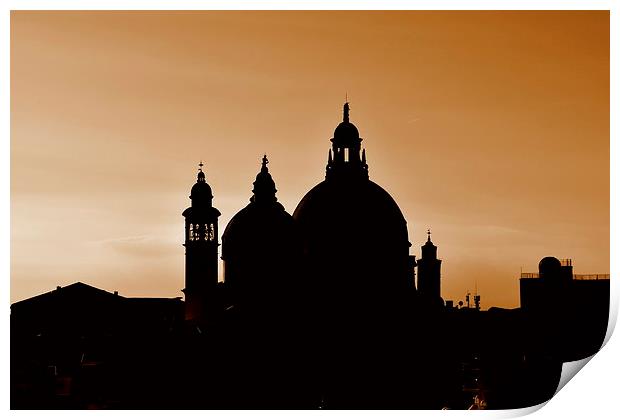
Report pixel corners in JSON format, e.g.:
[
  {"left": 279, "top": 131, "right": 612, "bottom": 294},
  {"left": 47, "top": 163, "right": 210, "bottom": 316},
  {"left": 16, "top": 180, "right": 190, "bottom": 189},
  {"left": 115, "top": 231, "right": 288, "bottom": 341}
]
[
  {"left": 196, "top": 161, "right": 205, "bottom": 182},
  {"left": 343, "top": 102, "right": 350, "bottom": 123},
  {"left": 261, "top": 154, "right": 269, "bottom": 172},
  {"left": 427, "top": 228, "right": 431, "bottom": 242}
]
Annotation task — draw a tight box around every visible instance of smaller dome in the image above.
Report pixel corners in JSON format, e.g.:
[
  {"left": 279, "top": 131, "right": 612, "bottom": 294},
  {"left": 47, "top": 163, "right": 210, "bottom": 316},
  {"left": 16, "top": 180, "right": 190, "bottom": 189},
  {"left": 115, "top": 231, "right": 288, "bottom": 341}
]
[
  {"left": 333, "top": 121, "right": 360, "bottom": 140},
  {"left": 191, "top": 180, "right": 212, "bottom": 200},
  {"left": 539, "top": 256, "right": 562, "bottom": 279},
  {"left": 189, "top": 164, "right": 214, "bottom": 208},
  {"left": 222, "top": 201, "right": 288, "bottom": 250},
  {"left": 333, "top": 102, "right": 361, "bottom": 142}
]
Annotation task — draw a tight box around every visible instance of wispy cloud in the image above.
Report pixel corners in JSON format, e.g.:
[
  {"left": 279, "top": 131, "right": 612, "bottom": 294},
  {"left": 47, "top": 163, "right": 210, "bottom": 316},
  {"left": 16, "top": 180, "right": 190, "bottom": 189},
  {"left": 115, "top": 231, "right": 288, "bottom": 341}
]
[{"left": 94, "top": 235, "right": 177, "bottom": 258}]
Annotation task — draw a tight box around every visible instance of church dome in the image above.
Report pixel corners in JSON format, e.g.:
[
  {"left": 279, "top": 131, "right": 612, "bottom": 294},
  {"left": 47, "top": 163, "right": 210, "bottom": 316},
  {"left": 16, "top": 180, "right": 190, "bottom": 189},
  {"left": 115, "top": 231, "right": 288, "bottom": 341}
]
[
  {"left": 293, "top": 102, "right": 412, "bottom": 293},
  {"left": 222, "top": 201, "right": 292, "bottom": 260},
  {"left": 222, "top": 156, "right": 292, "bottom": 256},
  {"left": 221, "top": 156, "right": 300, "bottom": 300},
  {"left": 333, "top": 121, "right": 360, "bottom": 141},
  {"left": 293, "top": 179, "right": 409, "bottom": 251}
]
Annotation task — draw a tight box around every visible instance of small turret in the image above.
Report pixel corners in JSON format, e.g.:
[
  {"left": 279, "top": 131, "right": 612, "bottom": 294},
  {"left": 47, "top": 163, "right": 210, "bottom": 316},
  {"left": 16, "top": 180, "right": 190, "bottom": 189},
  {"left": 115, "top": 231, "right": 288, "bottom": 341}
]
[
  {"left": 326, "top": 102, "right": 368, "bottom": 181},
  {"left": 252, "top": 155, "right": 277, "bottom": 204}
]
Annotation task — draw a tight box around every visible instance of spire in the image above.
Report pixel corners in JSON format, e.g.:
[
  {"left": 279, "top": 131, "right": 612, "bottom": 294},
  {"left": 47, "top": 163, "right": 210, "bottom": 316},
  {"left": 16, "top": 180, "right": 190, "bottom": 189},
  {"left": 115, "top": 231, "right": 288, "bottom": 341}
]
[
  {"left": 427, "top": 228, "right": 432, "bottom": 243},
  {"left": 343, "top": 102, "right": 350, "bottom": 123}
]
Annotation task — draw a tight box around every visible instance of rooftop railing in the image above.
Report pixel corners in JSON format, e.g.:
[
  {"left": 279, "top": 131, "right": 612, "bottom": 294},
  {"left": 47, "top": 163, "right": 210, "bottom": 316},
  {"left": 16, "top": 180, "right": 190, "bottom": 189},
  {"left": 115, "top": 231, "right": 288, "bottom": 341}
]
[
  {"left": 520, "top": 273, "right": 609, "bottom": 280},
  {"left": 573, "top": 274, "right": 610, "bottom": 280}
]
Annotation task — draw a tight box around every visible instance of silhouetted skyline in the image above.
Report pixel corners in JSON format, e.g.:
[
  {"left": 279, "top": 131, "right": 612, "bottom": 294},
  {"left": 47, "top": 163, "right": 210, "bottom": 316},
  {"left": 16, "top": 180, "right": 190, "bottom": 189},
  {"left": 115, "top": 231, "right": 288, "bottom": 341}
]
[
  {"left": 10, "top": 98, "right": 610, "bottom": 410},
  {"left": 11, "top": 11, "right": 609, "bottom": 309}
]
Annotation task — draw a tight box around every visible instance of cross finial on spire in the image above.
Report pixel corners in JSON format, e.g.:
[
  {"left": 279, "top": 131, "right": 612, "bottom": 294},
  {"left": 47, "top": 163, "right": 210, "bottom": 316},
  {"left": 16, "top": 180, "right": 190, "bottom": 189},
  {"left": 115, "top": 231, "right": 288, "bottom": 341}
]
[{"left": 198, "top": 161, "right": 204, "bottom": 172}]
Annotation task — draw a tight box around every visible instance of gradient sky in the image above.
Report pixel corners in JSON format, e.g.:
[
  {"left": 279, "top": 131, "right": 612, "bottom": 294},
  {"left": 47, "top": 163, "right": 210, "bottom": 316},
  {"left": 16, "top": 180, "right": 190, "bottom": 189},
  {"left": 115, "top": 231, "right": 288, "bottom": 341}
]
[{"left": 11, "top": 11, "right": 609, "bottom": 308}]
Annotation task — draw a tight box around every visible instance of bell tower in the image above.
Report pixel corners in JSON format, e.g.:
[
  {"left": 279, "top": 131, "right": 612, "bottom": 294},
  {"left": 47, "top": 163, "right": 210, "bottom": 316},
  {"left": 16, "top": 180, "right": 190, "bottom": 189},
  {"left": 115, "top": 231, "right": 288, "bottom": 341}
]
[
  {"left": 416, "top": 229, "right": 442, "bottom": 304},
  {"left": 182, "top": 162, "right": 221, "bottom": 324}
]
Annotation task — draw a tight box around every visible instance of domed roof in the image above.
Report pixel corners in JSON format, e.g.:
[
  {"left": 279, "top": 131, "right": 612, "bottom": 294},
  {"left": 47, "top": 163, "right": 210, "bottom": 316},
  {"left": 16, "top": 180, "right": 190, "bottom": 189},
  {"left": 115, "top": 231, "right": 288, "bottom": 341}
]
[
  {"left": 188, "top": 166, "right": 214, "bottom": 209},
  {"left": 293, "top": 179, "right": 409, "bottom": 246},
  {"left": 331, "top": 102, "right": 361, "bottom": 145},
  {"left": 224, "top": 200, "right": 286, "bottom": 238},
  {"left": 334, "top": 121, "right": 360, "bottom": 140},
  {"left": 222, "top": 156, "right": 294, "bottom": 260},
  {"left": 292, "top": 102, "right": 413, "bottom": 299},
  {"left": 539, "top": 256, "right": 562, "bottom": 279},
  {"left": 295, "top": 102, "right": 409, "bottom": 252},
  {"left": 293, "top": 178, "right": 411, "bottom": 294},
  {"left": 191, "top": 179, "right": 213, "bottom": 200}
]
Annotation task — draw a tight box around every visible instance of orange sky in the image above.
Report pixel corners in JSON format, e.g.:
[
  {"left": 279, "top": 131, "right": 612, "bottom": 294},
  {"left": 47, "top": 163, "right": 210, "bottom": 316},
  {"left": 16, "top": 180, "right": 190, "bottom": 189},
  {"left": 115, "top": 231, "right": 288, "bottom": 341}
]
[{"left": 10, "top": 11, "right": 609, "bottom": 308}]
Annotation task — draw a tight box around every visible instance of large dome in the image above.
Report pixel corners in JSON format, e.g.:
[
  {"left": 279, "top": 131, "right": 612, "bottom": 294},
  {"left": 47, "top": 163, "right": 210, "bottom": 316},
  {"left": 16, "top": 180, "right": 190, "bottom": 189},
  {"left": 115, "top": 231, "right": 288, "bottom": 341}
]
[
  {"left": 293, "top": 102, "right": 413, "bottom": 293},
  {"left": 294, "top": 179, "right": 408, "bottom": 240},
  {"left": 293, "top": 178, "right": 411, "bottom": 292}
]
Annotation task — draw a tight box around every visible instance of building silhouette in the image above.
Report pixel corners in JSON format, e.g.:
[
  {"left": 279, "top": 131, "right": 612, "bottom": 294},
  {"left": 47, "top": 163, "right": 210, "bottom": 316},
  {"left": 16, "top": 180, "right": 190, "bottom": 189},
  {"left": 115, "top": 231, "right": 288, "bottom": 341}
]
[
  {"left": 10, "top": 103, "right": 610, "bottom": 410},
  {"left": 10, "top": 283, "right": 184, "bottom": 408},
  {"left": 520, "top": 257, "right": 610, "bottom": 362}
]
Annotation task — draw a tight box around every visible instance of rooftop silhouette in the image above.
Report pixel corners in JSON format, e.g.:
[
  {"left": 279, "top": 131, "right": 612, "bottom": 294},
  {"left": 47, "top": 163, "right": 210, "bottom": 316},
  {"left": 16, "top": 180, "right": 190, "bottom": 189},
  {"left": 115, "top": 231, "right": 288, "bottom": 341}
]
[{"left": 10, "top": 102, "right": 610, "bottom": 410}]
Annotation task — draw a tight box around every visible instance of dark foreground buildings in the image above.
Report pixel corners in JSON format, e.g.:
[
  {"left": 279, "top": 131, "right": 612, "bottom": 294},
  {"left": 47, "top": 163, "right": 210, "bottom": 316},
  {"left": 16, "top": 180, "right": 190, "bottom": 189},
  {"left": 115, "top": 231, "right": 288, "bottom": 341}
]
[{"left": 11, "top": 104, "right": 610, "bottom": 409}]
